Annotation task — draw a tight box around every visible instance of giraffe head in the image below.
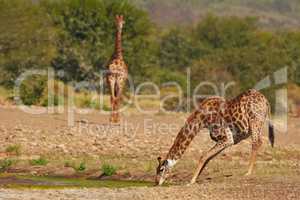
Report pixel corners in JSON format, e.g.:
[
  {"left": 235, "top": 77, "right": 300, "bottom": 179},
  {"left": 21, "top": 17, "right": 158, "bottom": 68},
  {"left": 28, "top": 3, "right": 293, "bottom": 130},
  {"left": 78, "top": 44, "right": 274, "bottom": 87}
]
[
  {"left": 115, "top": 15, "right": 125, "bottom": 30},
  {"left": 155, "top": 157, "right": 175, "bottom": 185}
]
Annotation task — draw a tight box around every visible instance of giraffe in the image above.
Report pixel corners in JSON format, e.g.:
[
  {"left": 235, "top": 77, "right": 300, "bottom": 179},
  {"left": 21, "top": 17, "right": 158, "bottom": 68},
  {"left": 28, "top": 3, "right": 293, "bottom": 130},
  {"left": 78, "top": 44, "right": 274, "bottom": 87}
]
[
  {"left": 106, "top": 15, "right": 128, "bottom": 123},
  {"left": 156, "top": 89, "right": 274, "bottom": 185}
]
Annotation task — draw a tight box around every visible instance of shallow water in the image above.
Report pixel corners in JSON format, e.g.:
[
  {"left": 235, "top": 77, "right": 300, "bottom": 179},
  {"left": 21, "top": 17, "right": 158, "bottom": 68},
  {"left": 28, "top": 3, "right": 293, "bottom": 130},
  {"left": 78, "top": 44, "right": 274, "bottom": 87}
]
[{"left": 0, "top": 174, "right": 154, "bottom": 189}]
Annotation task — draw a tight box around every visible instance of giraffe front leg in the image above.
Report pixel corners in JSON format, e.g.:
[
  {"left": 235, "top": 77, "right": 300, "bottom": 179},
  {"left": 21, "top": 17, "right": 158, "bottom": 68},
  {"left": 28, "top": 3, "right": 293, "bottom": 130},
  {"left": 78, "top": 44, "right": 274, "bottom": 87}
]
[
  {"left": 190, "top": 141, "right": 232, "bottom": 184},
  {"left": 110, "top": 97, "right": 117, "bottom": 123},
  {"left": 113, "top": 98, "right": 120, "bottom": 123},
  {"left": 111, "top": 79, "right": 124, "bottom": 123}
]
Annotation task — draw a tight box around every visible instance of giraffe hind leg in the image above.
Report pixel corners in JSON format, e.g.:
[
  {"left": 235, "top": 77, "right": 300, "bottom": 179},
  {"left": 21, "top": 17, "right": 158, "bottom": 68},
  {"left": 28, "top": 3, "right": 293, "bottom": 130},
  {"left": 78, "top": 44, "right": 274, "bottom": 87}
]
[
  {"left": 114, "top": 99, "right": 120, "bottom": 123},
  {"left": 112, "top": 79, "right": 125, "bottom": 123},
  {"left": 110, "top": 95, "right": 119, "bottom": 123},
  {"left": 245, "top": 138, "right": 262, "bottom": 176},
  {"left": 109, "top": 97, "right": 116, "bottom": 123},
  {"left": 245, "top": 121, "right": 263, "bottom": 176}
]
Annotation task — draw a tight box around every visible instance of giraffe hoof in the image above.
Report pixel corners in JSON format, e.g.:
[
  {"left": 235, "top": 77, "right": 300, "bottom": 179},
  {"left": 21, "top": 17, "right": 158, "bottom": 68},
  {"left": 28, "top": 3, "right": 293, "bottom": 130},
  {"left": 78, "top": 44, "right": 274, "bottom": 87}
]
[
  {"left": 109, "top": 117, "right": 120, "bottom": 124},
  {"left": 113, "top": 119, "right": 120, "bottom": 124},
  {"left": 187, "top": 180, "right": 196, "bottom": 186},
  {"left": 244, "top": 172, "right": 252, "bottom": 176}
]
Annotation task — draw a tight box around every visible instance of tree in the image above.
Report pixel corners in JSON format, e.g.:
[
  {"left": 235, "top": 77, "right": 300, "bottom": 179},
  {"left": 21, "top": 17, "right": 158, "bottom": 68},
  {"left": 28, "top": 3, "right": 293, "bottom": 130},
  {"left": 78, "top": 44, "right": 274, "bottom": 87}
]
[
  {"left": 159, "top": 28, "right": 198, "bottom": 71},
  {"left": 194, "top": 15, "right": 257, "bottom": 50},
  {"left": 0, "top": 0, "right": 58, "bottom": 86},
  {"left": 45, "top": 0, "right": 157, "bottom": 84}
]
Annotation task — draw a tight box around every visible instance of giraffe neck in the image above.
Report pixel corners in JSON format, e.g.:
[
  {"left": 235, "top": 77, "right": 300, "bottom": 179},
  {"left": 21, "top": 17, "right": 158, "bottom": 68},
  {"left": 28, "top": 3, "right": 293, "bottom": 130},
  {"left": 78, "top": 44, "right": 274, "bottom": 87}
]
[
  {"left": 166, "top": 115, "right": 203, "bottom": 163},
  {"left": 114, "top": 27, "right": 123, "bottom": 59}
]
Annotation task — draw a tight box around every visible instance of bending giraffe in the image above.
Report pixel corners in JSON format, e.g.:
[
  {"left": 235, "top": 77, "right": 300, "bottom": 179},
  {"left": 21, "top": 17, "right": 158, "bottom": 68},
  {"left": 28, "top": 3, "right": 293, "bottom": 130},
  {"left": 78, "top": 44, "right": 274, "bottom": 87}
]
[
  {"left": 156, "top": 89, "right": 274, "bottom": 185},
  {"left": 107, "top": 15, "right": 128, "bottom": 123}
]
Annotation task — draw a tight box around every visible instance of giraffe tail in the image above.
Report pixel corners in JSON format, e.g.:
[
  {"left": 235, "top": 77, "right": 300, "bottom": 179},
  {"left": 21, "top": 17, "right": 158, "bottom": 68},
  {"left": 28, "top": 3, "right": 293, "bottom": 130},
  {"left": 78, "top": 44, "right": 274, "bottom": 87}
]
[
  {"left": 268, "top": 122, "right": 274, "bottom": 148},
  {"left": 267, "top": 102, "right": 275, "bottom": 147}
]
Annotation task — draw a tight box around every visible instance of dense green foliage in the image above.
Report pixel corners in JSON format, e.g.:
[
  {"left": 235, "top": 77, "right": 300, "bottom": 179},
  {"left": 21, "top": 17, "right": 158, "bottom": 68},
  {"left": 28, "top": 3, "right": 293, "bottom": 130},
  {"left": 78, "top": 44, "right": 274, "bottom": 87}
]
[
  {"left": 0, "top": 0, "right": 57, "bottom": 86},
  {"left": 0, "top": 0, "right": 299, "bottom": 107},
  {"left": 19, "top": 75, "right": 47, "bottom": 105},
  {"left": 45, "top": 0, "right": 156, "bottom": 83}
]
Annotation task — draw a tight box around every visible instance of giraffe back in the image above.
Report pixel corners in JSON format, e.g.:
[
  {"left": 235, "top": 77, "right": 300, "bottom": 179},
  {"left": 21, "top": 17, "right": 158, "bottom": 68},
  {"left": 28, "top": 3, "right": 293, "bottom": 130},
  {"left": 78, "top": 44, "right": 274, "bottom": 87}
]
[{"left": 197, "top": 89, "right": 269, "bottom": 144}]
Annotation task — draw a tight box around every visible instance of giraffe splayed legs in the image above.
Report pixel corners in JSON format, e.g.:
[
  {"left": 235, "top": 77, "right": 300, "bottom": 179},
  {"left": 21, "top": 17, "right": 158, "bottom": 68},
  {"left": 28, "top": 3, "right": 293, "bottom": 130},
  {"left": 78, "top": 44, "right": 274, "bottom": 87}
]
[
  {"left": 156, "top": 89, "right": 275, "bottom": 185},
  {"left": 190, "top": 137, "right": 234, "bottom": 184}
]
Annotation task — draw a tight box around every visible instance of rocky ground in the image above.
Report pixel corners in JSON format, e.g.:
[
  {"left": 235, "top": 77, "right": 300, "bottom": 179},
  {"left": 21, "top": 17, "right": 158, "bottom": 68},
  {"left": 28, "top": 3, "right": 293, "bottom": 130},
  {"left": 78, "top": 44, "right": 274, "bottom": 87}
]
[
  {"left": 0, "top": 106, "right": 300, "bottom": 199},
  {"left": 1, "top": 176, "right": 300, "bottom": 200}
]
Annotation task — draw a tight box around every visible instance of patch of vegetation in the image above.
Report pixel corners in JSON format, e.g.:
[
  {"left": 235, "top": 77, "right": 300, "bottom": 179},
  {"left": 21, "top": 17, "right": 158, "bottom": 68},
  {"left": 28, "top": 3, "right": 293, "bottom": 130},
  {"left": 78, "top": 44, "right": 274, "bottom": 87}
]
[
  {"left": 40, "top": 94, "right": 63, "bottom": 107},
  {"left": 0, "top": 159, "right": 14, "bottom": 172},
  {"left": 0, "top": 86, "right": 12, "bottom": 103},
  {"left": 19, "top": 75, "right": 47, "bottom": 106},
  {"left": 75, "top": 92, "right": 93, "bottom": 108},
  {"left": 76, "top": 162, "right": 86, "bottom": 172},
  {"left": 3, "top": 175, "right": 154, "bottom": 189},
  {"left": 5, "top": 144, "right": 21, "bottom": 156},
  {"left": 64, "top": 161, "right": 86, "bottom": 172},
  {"left": 29, "top": 157, "right": 49, "bottom": 166},
  {"left": 101, "top": 163, "right": 117, "bottom": 176}
]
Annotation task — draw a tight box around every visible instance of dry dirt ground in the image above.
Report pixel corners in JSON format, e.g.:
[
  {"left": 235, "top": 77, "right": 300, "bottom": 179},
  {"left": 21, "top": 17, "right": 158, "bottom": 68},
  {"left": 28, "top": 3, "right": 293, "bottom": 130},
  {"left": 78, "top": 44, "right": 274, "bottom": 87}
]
[{"left": 0, "top": 106, "right": 300, "bottom": 200}]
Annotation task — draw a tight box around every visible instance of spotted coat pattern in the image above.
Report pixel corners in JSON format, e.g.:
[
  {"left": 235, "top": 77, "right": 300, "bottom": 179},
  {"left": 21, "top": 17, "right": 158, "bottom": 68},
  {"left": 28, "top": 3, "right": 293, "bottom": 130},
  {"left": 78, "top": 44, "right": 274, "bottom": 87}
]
[
  {"left": 106, "top": 15, "right": 128, "bottom": 123},
  {"left": 156, "top": 89, "right": 274, "bottom": 185}
]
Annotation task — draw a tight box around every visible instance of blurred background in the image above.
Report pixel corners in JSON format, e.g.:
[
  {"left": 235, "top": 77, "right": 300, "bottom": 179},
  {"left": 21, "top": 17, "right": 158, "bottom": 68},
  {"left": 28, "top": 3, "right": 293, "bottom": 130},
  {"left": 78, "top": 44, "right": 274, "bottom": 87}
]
[{"left": 0, "top": 0, "right": 299, "bottom": 114}]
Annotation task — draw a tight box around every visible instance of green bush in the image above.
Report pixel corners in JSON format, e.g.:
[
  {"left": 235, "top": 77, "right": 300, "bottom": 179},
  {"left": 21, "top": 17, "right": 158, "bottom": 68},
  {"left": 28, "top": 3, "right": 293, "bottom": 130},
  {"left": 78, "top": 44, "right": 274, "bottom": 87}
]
[
  {"left": 76, "top": 162, "right": 86, "bottom": 172},
  {"left": 19, "top": 75, "right": 47, "bottom": 105},
  {"left": 40, "top": 80, "right": 68, "bottom": 107},
  {"left": 40, "top": 94, "right": 62, "bottom": 107},
  {"left": 0, "top": 159, "right": 14, "bottom": 172},
  {"left": 101, "top": 163, "right": 117, "bottom": 176},
  {"left": 75, "top": 93, "right": 93, "bottom": 108},
  {"left": 29, "top": 157, "right": 48, "bottom": 166}
]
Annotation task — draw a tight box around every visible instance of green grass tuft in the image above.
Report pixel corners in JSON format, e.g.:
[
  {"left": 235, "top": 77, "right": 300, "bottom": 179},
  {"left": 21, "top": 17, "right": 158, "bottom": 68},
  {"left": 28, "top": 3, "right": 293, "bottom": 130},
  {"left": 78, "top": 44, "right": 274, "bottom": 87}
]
[
  {"left": 29, "top": 157, "right": 48, "bottom": 166},
  {"left": 0, "top": 159, "right": 14, "bottom": 172},
  {"left": 76, "top": 162, "right": 86, "bottom": 172},
  {"left": 101, "top": 163, "right": 117, "bottom": 176}
]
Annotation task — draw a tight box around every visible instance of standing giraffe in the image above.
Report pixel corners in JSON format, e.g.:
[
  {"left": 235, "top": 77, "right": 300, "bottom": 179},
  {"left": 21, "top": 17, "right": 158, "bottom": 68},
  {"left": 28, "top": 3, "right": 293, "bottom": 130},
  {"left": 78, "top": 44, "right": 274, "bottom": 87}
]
[
  {"left": 156, "top": 89, "right": 274, "bottom": 185},
  {"left": 107, "top": 15, "right": 128, "bottom": 123}
]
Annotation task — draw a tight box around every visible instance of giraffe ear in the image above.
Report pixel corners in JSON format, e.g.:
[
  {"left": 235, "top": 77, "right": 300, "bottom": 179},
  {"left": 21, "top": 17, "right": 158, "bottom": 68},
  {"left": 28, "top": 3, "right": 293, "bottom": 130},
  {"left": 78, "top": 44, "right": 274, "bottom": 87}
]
[{"left": 157, "top": 157, "right": 162, "bottom": 164}]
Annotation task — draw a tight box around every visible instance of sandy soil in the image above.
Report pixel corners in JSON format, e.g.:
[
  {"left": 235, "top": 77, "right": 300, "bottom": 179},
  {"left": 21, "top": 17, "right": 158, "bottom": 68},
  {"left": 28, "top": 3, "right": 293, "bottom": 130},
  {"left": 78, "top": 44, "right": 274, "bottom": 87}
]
[
  {"left": 1, "top": 177, "right": 300, "bottom": 200},
  {"left": 0, "top": 106, "right": 299, "bottom": 199}
]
